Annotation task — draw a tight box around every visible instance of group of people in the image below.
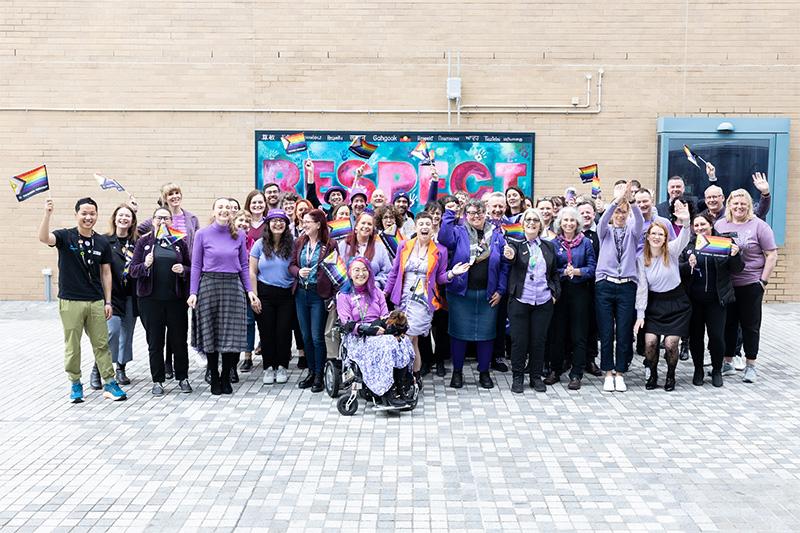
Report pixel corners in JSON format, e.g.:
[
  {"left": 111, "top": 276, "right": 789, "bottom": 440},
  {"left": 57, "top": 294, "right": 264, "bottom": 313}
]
[{"left": 40, "top": 159, "right": 778, "bottom": 404}]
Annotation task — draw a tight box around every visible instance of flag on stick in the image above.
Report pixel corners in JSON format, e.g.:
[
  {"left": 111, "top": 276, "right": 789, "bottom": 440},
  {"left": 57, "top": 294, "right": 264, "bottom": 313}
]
[
  {"left": 578, "top": 164, "right": 598, "bottom": 183},
  {"left": 10, "top": 165, "right": 49, "bottom": 202},
  {"left": 281, "top": 132, "right": 308, "bottom": 154},
  {"left": 348, "top": 136, "right": 378, "bottom": 159},
  {"left": 94, "top": 173, "right": 125, "bottom": 192}
]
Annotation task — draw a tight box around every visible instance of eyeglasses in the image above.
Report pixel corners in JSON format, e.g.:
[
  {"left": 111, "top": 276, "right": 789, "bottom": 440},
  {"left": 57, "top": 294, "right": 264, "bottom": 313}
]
[
  {"left": 154, "top": 216, "right": 172, "bottom": 221},
  {"left": 466, "top": 210, "right": 483, "bottom": 217},
  {"left": 523, "top": 218, "right": 540, "bottom": 223}
]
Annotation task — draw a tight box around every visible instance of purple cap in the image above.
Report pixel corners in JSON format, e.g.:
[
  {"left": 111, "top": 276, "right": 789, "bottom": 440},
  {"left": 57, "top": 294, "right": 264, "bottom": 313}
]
[
  {"left": 324, "top": 185, "right": 347, "bottom": 203},
  {"left": 350, "top": 187, "right": 368, "bottom": 202},
  {"left": 265, "top": 208, "right": 290, "bottom": 224}
]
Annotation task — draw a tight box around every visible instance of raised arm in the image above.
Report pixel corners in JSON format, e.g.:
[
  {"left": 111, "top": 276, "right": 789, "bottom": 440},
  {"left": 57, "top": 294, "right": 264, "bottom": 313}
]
[
  {"left": 304, "top": 159, "right": 321, "bottom": 208},
  {"left": 38, "top": 199, "right": 56, "bottom": 246}
]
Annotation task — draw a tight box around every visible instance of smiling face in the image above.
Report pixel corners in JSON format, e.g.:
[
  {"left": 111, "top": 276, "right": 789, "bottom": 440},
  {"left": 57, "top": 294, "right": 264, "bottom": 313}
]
[
  {"left": 729, "top": 195, "right": 750, "bottom": 222},
  {"left": 152, "top": 208, "right": 172, "bottom": 228},
  {"left": 415, "top": 216, "right": 433, "bottom": 241},
  {"left": 75, "top": 202, "right": 98, "bottom": 231},
  {"left": 692, "top": 216, "right": 712, "bottom": 236},
  {"left": 646, "top": 224, "right": 667, "bottom": 252},
  {"left": 635, "top": 191, "right": 653, "bottom": 217},
  {"left": 487, "top": 196, "right": 506, "bottom": 221},
  {"left": 328, "top": 191, "right": 344, "bottom": 206},
  {"left": 349, "top": 260, "right": 370, "bottom": 287},
  {"left": 506, "top": 189, "right": 521, "bottom": 209},
  {"left": 559, "top": 214, "right": 579, "bottom": 236},
  {"left": 522, "top": 212, "right": 541, "bottom": 239},
  {"left": 612, "top": 204, "right": 629, "bottom": 228},
  {"left": 427, "top": 207, "right": 443, "bottom": 226},
  {"left": 578, "top": 204, "right": 595, "bottom": 228},
  {"left": 234, "top": 213, "right": 251, "bottom": 232},
  {"left": 371, "top": 189, "right": 387, "bottom": 208},
  {"left": 295, "top": 201, "right": 309, "bottom": 221},
  {"left": 668, "top": 178, "right": 685, "bottom": 200},
  {"left": 356, "top": 214, "right": 374, "bottom": 239},
  {"left": 264, "top": 185, "right": 280, "bottom": 208},
  {"left": 704, "top": 186, "right": 724, "bottom": 214},
  {"left": 465, "top": 204, "right": 486, "bottom": 230},
  {"left": 269, "top": 217, "right": 286, "bottom": 236},
  {"left": 165, "top": 189, "right": 182, "bottom": 209},
  {"left": 536, "top": 200, "right": 553, "bottom": 224},
  {"left": 334, "top": 205, "right": 350, "bottom": 220},
  {"left": 248, "top": 193, "right": 266, "bottom": 217},
  {"left": 381, "top": 212, "right": 396, "bottom": 231},
  {"left": 213, "top": 198, "right": 232, "bottom": 225},
  {"left": 351, "top": 196, "right": 367, "bottom": 215},
  {"left": 302, "top": 214, "right": 321, "bottom": 237},
  {"left": 394, "top": 197, "right": 409, "bottom": 215},
  {"left": 282, "top": 199, "right": 296, "bottom": 218},
  {"left": 114, "top": 207, "right": 133, "bottom": 232}
]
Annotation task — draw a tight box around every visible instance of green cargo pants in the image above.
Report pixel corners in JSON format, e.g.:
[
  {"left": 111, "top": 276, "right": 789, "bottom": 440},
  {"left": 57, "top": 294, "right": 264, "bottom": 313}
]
[{"left": 58, "top": 299, "right": 114, "bottom": 384}]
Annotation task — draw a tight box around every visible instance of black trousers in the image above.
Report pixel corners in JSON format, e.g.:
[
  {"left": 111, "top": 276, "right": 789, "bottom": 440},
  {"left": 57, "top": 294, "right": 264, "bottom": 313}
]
[
  {"left": 548, "top": 282, "right": 592, "bottom": 379},
  {"left": 492, "top": 294, "right": 510, "bottom": 360},
  {"left": 508, "top": 298, "right": 554, "bottom": 377},
  {"left": 139, "top": 297, "right": 189, "bottom": 382},
  {"left": 688, "top": 296, "right": 726, "bottom": 373},
  {"left": 725, "top": 283, "right": 764, "bottom": 360},
  {"left": 254, "top": 282, "right": 294, "bottom": 369}
]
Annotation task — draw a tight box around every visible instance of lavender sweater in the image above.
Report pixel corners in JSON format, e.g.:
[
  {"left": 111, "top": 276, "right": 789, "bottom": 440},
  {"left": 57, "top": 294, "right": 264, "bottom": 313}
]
[
  {"left": 190, "top": 222, "right": 252, "bottom": 295},
  {"left": 595, "top": 201, "right": 644, "bottom": 282}
]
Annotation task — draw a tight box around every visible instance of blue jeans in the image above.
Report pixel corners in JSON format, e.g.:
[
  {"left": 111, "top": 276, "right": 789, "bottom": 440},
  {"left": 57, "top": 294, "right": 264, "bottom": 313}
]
[
  {"left": 107, "top": 296, "right": 136, "bottom": 365},
  {"left": 595, "top": 280, "right": 636, "bottom": 373},
  {"left": 295, "top": 286, "right": 328, "bottom": 374}
]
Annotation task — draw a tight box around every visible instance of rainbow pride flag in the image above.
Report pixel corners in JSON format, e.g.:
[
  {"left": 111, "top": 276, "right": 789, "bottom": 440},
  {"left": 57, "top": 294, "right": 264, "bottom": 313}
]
[
  {"left": 411, "top": 140, "right": 435, "bottom": 166},
  {"left": 156, "top": 224, "right": 187, "bottom": 244},
  {"left": 328, "top": 218, "right": 352, "bottom": 240},
  {"left": 10, "top": 165, "right": 49, "bottom": 202},
  {"left": 94, "top": 173, "right": 125, "bottom": 192},
  {"left": 320, "top": 250, "right": 348, "bottom": 288},
  {"left": 281, "top": 132, "right": 307, "bottom": 154},
  {"left": 695, "top": 234, "right": 732, "bottom": 257},
  {"left": 348, "top": 136, "right": 378, "bottom": 159},
  {"left": 591, "top": 176, "right": 601, "bottom": 198},
  {"left": 379, "top": 231, "right": 400, "bottom": 259},
  {"left": 501, "top": 222, "right": 525, "bottom": 241},
  {"left": 578, "top": 164, "right": 598, "bottom": 183}
]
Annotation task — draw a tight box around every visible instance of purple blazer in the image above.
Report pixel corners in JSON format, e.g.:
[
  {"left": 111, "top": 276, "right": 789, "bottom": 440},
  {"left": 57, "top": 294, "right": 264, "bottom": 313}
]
[
  {"left": 129, "top": 232, "right": 191, "bottom": 300},
  {"left": 385, "top": 238, "right": 449, "bottom": 313}
]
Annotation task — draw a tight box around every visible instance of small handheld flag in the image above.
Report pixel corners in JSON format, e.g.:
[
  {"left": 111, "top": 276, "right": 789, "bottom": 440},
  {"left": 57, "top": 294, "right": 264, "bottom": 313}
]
[
  {"left": 328, "top": 218, "right": 352, "bottom": 240},
  {"left": 695, "top": 234, "right": 732, "bottom": 257},
  {"left": 591, "top": 176, "right": 601, "bottom": 199},
  {"left": 320, "top": 250, "right": 348, "bottom": 288},
  {"left": 10, "top": 165, "right": 49, "bottom": 202},
  {"left": 281, "top": 132, "right": 307, "bottom": 154},
  {"left": 94, "top": 173, "right": 125, "bottom": 192},
  {"left": 348, "top": 136, "right": 378, "bottom": 159},
  {"left": 501, "top": 223, "right": 525, "bottom": 241},
  {"left": 578, "top": 164, "right": 598, "bottom": 184},
  {"left": 683, "top": 144, "right": 709, "bottom": 171},
  {"left": 156, "top": 224, "right": 187, "bottom": 245},
  {"left": 379, "top": 231, "right": 400, "bottom": 259},
  {"left": 411, "top": 140, "right": 435, "bottom": 166}
]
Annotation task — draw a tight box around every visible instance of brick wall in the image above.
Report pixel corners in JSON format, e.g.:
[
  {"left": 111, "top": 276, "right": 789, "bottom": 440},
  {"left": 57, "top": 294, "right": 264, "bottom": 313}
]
[{"left": 1, "top": 1, "right": 798, "bottom": 301}]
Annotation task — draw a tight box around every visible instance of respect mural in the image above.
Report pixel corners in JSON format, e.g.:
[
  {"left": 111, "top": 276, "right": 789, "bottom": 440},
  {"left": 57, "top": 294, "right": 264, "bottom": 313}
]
[{"left": 255, "top": 131, "right": 535, "bottom": 211}]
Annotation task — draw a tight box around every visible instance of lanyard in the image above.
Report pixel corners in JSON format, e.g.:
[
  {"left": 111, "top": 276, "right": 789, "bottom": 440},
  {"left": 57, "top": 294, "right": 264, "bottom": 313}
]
[{"left": 78, "top": 234, "right": 95, "bottom": 281}]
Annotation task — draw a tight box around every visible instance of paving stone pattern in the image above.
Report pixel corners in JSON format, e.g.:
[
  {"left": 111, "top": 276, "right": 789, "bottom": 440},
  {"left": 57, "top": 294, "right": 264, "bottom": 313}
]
[{"left": 1, "top": 302, "right": 799, "bottom": 532}]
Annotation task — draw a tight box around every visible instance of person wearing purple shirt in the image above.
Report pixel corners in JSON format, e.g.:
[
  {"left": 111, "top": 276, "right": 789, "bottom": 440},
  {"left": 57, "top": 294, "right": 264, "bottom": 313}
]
[
  {"left": 546, "top": 207, "right": 597, "bottom": 391},
  {"left": 595, "top": 182, "right": 643, "bottom": 393},
  {"left": 503, "top": 208, "right": 561, "bottom": 394},
  {"left": 187, "top": 198, "right": 257, "bottom": 396},
  {"left": 714, "top": 189, "right": 778, "bottom": 384},
  {"left": 635, "top": 189, "right": 676, "bottom": 255}
]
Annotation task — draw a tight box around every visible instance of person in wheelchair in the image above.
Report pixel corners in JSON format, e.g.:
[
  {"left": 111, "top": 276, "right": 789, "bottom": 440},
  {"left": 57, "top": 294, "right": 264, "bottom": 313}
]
[{"left": 336, "top": 257, "right": 415, "bottom": 407}]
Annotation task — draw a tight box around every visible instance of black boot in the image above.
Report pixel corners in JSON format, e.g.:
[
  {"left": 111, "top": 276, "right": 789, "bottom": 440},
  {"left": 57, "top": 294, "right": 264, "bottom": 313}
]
[
  {"left": 382, "top": 390, "right": 407, "bottom": 407},
  {"left": 311, "top": 373, "right": 324, "bottom": 393},
  {"left": 220, "top": 354, "right": 234, "bottom": 394},
  {"left": 479, "top": 371, "right": 494, "bottom": 389},
  {"left": 229, "top": 366, "right": 239, "bottom": 384},
  {"left": 646, "top": 367, "right": 659, "bottom": 390},
  {"left": 435, "top": 361, "right": 446, "bottom": 377},
  {"left": 679, "top": 338, "right": 690, "bottom": 361},
  {"left": 692, "top": 367, "right": 705, "bottom": 386},
  {"left": 298, "top": 372, "right": 315, "bottom": 389},
  {"left": 585, "top": 360, "right": 603, "bottom": 377},
  {"left": 90, "top": 364, "right": 102, "bottom": 390},
  {"left": 664, "top": 367, "right": 676, "bottom": 392},
  {"left": 711, "top": 370, "right": 724, "bottom": 387},
  {"left": 209, "top": 367, "right": 222, "bottom": 395},
  {"left": 116, "top": 364, "right": 131, "bottom": 385},
  {"left": 297, "top": 356, "right": 308, "bottom": 369},
  {"left": 511, "top": 372, "right": 524, "bottom": 394},
  {"left": 449, "top": 370, "right": 463, "bottom": 389}
]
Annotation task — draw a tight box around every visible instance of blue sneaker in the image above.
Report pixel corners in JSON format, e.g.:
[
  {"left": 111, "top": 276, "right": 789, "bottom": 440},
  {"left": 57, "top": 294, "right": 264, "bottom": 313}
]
[
  {"left": 103, "top": 380, "right": 127, "bottom": 401},
  {"left": 70, "top": 381, "right": 84, "bottom": 403}
]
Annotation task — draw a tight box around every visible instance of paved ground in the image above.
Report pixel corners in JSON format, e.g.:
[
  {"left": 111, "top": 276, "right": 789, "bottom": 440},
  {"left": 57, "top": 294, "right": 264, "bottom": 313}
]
[{"left": 1, "top": 301, "right": 799, "bottom": 532}]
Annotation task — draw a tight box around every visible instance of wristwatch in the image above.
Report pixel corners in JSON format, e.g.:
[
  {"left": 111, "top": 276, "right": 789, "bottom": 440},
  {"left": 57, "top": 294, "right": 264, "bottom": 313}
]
[{"left": 759, "top": 279, "right": 768, "bottom": 287}]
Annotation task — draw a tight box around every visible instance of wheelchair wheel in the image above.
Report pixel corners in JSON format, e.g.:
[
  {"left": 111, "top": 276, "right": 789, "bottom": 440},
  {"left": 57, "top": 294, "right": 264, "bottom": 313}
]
[
  {"left": 324, "top": 359, "right": 341, "bottom": 398},
  {"left": 337, "top": 395, "right": 358, "bottom": 416}
]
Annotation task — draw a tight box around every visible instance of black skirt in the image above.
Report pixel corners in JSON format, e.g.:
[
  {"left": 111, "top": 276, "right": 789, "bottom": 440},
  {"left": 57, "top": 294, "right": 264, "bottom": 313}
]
[
  {"left": 644, "top": 286, "right": 691, "bottom": 337},
  {"left": 191, "top": 272, "right": 247, "bottom": 354}
]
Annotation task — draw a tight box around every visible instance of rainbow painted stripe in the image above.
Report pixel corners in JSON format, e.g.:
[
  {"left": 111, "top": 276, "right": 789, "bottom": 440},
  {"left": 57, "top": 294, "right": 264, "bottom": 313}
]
[
  {"left": 578, "top": 164, "right": 598, "bottom": 183},
  {"left": 10, "top": 165, "right": 49, "bottom": 202},
  {"left": 501, "top": 222, "right": 525, "bottom": 241},
  {"left": 328, "top": 218, "right": 352, "bottom": 240},
  {"left": 348, "top": 136, "right": 378, "bottom": 159},
  {"left": 321, "top": 250, "right": 348, "bottom": 288},
  {"left": 695, "top": 234, "right": 732, "bottom": 256},
  {"left": 281, "top": 132, "right": 307, "bottom": 154}
]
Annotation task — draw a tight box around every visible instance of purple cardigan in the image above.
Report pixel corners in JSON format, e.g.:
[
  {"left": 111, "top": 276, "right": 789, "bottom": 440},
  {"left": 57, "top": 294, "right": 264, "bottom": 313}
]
[
  {"left": 129, "top": 232, "right": 192, "bottom": 300},
  {"left": 336, "top": 287, "right": 388, "bottom": 325},
  {"left": 437, "top": 209, "right": 509, "bottom": 298},
  {"left": 385, "top": 238, "right": 449, "bottom": 313},
  {"left": 595, "top": 201, "right": 644, "bottom": 282}
]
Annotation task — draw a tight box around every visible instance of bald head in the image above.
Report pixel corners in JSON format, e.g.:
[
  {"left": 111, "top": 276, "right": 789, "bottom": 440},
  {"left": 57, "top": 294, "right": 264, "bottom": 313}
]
[{"left": 704, "top": 185, "right": 725, "bottom": 215}]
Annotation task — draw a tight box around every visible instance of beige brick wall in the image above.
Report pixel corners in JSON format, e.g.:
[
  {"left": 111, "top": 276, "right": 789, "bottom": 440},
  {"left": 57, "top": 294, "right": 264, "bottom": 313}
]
[{"left": 1, "top": 1, "right": 798, "bottom": 301}]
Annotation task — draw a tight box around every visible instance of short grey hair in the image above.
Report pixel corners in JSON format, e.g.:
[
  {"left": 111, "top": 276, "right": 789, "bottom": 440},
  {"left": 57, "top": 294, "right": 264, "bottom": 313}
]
[
  {"left": 464, "top": 198, "right": 486, "bottom": 214},
  {"left": 555, "top": 206, "right": 581, "bottom": 236}
]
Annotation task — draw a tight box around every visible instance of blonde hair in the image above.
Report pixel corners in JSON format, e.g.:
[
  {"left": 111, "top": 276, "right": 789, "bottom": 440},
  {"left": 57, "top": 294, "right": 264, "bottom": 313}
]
[
  {"left": 724, "top": 189, "right": 754, "bottom": 223},
  {"left": 520, "top": 208, "right": 546, "bottom": 238},
  {"left": 159, "top": 182, "right": 182, "bottom": 207},
  {"left": 643, "top": 221, "right": 670, "bottom": 267}
]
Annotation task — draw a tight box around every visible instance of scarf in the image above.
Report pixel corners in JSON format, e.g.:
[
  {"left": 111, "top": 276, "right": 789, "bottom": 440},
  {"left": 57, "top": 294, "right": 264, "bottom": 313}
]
[
  {"left": 557, "top": 233, "right": 584, "bottom": 264},
  {"left": 465, "top": 221, "right": 492, "bottom": 264}
]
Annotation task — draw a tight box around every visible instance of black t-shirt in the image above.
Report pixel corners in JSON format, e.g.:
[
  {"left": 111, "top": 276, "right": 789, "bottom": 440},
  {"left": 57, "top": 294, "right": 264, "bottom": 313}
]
[
  {"left": 151, "top": 241, "right": 178, "bottom": 300},
  {"left": 107, "top": 235, "right": 135, "bottom": 315},
  {"left": 52, "top": 228, "right": 113, "bottom": 301}
]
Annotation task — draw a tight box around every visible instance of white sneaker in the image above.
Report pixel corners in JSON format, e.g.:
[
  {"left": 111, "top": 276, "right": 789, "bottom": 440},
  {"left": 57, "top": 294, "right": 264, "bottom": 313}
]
[
  {"left": 194, "top": 350, "right": 208, "bottom": 369},
  {"left": 733, "top": 356, "right": 746, "bottom": 371},
  {"left": 603, "top": 376, "right": 615, "bottom": 392},
  {"left": 263, "top": 367, "right": 275, "bottom": 385},
  {"left": 614, "top": 374, "right": 627, "bottom": 392},
  {"left": 275, "top": 366, "right": 288, "bottom": 384}
]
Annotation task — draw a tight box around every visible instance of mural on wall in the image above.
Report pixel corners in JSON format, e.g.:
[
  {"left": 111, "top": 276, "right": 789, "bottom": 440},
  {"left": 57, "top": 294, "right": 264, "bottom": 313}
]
[{"left": 255, "top": 131, "right": 535, "bottom": 212}]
